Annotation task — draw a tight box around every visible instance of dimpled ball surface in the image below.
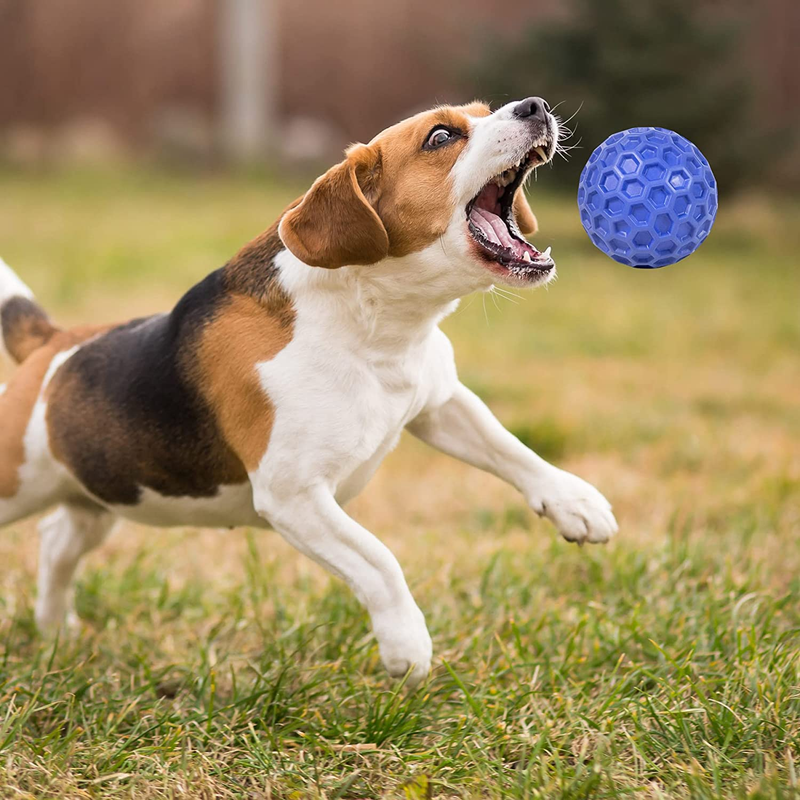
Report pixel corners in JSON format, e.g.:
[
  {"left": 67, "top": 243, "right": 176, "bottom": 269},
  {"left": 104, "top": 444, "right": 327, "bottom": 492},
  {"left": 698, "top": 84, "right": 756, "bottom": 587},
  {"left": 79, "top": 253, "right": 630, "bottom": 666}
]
[{"left": 578, "top": 128, "right": 717, "bottom": 268}]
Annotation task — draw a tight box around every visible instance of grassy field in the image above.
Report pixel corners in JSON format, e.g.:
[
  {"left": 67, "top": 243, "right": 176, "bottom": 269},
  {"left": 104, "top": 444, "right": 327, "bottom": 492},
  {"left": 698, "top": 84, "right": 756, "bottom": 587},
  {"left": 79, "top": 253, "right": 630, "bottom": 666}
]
[{"left": 0, "top": 167, "right": 798, "bottom": 799}]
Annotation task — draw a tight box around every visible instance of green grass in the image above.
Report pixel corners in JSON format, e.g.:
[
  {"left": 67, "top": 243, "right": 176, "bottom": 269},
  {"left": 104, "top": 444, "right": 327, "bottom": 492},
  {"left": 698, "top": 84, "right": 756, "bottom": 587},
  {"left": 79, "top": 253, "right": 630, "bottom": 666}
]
[{"left": 0, "top": 167, "right": 799, "bottom": 798}]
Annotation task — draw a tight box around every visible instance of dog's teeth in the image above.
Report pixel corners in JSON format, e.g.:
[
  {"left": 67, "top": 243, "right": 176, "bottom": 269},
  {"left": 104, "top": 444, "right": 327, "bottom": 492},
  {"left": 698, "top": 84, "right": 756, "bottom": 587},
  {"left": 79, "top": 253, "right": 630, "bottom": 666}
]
[
  {"left": 534, "top": 146, "right": 547, "bottom": 162},
  {"left": 492, "top": 166, "right": 523, "bottom": 189},
  {"left": 522, "top": 251, "right": 532, "bottom": 262},
  {"left": 497, "top": 168, "right": 517, "bottom": 187},
  {"left": 542, "top": 246, "right": 552, "bottom": 259}
]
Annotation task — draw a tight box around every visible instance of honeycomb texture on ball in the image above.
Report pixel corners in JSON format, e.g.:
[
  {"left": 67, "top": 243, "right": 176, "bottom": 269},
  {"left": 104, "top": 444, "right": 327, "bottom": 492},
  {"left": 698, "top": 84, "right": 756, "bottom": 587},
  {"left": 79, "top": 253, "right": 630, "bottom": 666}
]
[{"left": 577, "top": 128, "right": 717, "bottom": 268}]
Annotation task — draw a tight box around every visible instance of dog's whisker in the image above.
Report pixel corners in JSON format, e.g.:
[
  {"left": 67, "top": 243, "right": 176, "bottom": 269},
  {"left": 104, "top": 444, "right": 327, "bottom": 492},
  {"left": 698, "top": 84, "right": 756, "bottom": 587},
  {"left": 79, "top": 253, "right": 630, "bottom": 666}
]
[
  {"left": 451, "top": 295, "right": 476, "bottom": 317},
  {"left": 558, "top": 102, "right": 584, "bottom": 129},
  {"left": 491, "top": 284, "right": 522, "bottom": 301},
  {"left": 490, "top": 287, "right": 520, "bottom": 305},
  {"left": 555, "top": 123, "right": 578, "bottom": 142},
  {"left": 554, "top": 136, "right": 583, "bottom": 163},
  {"left": 490, "top": 286, "right": 514, "bottom": 302}
]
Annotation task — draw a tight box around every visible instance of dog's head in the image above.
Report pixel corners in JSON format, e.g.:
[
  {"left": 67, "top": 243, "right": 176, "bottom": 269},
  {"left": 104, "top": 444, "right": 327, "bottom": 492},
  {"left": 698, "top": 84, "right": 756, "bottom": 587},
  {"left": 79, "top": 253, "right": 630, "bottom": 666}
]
[{"left": 279, "top": 98, "right": 559, "bottom": 291}]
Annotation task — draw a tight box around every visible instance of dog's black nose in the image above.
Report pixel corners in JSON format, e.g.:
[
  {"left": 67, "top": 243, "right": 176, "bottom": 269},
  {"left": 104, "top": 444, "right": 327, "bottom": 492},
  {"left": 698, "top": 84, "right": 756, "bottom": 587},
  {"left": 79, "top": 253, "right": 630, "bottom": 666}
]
[{"left": 513, "top": 97, "right": 550, "bottom": 122}]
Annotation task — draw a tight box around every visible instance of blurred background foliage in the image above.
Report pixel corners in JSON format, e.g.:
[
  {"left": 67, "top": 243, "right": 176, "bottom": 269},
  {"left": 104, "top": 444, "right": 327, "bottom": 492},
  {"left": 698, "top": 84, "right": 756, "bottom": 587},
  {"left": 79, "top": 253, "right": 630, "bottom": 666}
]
[
  {"left": 470, "top": 0, "right": 791, "bottom": 194},
  {"left": 0, "top": 0, "right": 797, "bottom": 192}
]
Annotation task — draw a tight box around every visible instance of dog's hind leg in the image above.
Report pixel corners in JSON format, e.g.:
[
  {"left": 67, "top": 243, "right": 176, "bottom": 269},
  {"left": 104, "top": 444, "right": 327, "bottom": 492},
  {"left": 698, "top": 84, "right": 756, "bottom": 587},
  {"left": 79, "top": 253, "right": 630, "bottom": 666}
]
[
  {"left": 0, "top": 459, "right": 71, "bottom": 529},
  {"left": 0, "top": 482, "right": 68, "bottom": 530},
  {"left": 35, "top": 503, "right": 116, "bottom": 632}
]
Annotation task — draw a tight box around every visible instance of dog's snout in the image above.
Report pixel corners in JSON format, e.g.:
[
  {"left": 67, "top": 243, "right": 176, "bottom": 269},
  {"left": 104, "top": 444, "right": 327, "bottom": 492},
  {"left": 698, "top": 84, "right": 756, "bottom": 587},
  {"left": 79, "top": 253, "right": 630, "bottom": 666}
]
[{"left": 513, "top": 97, "right": 550, "bottom": 122}]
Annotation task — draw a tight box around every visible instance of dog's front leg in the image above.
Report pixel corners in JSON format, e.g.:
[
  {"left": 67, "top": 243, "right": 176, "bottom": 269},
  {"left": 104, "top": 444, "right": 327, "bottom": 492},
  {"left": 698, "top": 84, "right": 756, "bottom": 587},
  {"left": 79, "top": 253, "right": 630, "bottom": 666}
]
[
  {"left": 408, "top": 382, "right": 618, "bottom": 545},
  {"left": 252, "top": 483, "right": 432, "bottom": 685}
]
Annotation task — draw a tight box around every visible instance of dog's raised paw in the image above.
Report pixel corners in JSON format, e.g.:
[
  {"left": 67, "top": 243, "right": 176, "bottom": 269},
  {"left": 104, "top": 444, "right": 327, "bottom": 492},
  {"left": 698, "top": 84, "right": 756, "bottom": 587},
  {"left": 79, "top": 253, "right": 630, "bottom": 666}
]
[{"left": 530, "top": 470, "right": 618, "bottom": 545}]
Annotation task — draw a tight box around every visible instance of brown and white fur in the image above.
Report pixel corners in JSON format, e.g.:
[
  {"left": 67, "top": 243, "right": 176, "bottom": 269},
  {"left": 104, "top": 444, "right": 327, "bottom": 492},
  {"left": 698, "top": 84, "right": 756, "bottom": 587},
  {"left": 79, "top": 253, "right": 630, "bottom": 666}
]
[{"left": 0, "top": 98, "right": 617, "bottom": 685}]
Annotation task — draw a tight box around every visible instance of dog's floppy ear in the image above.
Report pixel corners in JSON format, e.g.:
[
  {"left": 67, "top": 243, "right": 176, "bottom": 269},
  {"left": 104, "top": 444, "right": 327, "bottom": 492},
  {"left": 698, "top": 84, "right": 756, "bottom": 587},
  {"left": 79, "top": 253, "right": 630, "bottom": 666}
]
[
  {"left": 513, "top": 190, "right": 538, "bottom": 236},
  {"left": 279, "top": 145, "right": 389, "bottom": 269}
]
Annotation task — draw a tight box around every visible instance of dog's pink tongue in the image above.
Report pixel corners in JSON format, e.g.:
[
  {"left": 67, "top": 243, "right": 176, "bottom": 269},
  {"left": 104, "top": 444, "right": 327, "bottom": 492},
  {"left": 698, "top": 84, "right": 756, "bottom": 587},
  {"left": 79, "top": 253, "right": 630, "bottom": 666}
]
[
  {"left": 470, "top": 206, "right": 517, "bottom": 250},
  {"left": 470, "top": 183, "right": 540, "bottom": 258}
]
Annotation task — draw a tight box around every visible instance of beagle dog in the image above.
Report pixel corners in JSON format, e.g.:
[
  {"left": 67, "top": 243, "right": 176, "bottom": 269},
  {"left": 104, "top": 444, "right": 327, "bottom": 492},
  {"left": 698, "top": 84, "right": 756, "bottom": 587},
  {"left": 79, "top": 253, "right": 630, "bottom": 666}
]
[{"left": 0, "top": 98, "right": 617, "bottom": 685}]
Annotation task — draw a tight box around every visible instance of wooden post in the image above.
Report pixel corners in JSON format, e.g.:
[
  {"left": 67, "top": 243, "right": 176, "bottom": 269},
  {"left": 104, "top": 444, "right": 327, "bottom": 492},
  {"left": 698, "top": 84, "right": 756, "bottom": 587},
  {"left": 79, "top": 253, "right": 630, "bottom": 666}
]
[{"left": 218, "top": 0, "right": 277, "bottom": 161}]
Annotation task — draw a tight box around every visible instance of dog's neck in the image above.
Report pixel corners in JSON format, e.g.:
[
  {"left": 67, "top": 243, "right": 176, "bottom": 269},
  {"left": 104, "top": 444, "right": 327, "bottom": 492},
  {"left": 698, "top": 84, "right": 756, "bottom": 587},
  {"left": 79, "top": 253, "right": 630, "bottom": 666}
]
[
  {"left": 225, "top": 225, "right": 467, "bottom": 353},
  {"left": 277, "top": 249, "right": 463, "bottom": 351}
]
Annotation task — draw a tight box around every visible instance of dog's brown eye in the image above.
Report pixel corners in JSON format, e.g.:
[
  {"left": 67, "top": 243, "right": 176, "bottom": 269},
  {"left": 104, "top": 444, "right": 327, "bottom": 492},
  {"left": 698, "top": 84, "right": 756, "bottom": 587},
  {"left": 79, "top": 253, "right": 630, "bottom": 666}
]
[{"left": 424, "top": 127, "right": 455, "bottom": 150}]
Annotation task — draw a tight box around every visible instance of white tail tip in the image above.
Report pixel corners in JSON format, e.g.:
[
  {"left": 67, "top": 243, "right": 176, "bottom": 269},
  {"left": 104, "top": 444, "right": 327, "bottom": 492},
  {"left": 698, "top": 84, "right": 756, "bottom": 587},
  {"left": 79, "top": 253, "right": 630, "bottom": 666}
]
[{"left": 0, "top": 257, "right": 34, "bottom": 305}]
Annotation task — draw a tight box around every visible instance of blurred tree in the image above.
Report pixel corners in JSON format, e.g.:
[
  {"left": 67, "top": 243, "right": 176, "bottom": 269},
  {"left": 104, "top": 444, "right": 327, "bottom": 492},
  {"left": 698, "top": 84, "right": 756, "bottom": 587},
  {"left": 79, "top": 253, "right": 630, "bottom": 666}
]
[{"left": 469, "top": 0, "right": 768, "bottom": 192}]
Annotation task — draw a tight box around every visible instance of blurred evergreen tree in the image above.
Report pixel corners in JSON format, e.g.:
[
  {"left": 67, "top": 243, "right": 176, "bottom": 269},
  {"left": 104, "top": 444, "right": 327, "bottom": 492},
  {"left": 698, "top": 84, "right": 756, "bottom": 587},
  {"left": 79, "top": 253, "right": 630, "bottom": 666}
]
[{"left": 470, "top": 0, "right": 764, "bottom": 192}]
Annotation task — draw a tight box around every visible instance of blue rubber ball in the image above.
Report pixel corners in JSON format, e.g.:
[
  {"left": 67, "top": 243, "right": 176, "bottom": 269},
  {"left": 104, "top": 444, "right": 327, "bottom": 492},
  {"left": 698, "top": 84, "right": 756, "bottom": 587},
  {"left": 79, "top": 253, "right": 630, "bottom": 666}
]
[{"left": 578, "top": 128, "right": 717, "bottom": 268}]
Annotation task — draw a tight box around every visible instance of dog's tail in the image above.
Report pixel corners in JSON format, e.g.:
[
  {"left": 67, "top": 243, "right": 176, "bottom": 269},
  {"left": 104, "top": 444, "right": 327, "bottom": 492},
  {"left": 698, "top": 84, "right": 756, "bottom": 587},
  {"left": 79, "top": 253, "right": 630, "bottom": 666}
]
[{"left": 0, "top": 257, "right": 59, "bottom": 364}]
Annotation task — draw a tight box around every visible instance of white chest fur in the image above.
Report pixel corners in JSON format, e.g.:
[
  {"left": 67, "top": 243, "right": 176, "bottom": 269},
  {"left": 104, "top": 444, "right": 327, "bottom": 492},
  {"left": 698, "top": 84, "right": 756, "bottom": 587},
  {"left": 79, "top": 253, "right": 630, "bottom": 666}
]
[
  {"left": 255, "top": 308, "right": 457, "bottom": 505},
  {"left": 251, "top": 250, "right": 461, "bottom": 512}
]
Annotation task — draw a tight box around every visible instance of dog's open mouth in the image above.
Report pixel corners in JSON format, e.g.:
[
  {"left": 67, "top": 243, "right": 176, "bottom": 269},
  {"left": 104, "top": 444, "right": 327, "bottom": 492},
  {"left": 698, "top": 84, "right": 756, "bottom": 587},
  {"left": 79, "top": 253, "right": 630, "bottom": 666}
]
[{"left": 467, "top": 144, "right": 554, "bottom": 281}]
